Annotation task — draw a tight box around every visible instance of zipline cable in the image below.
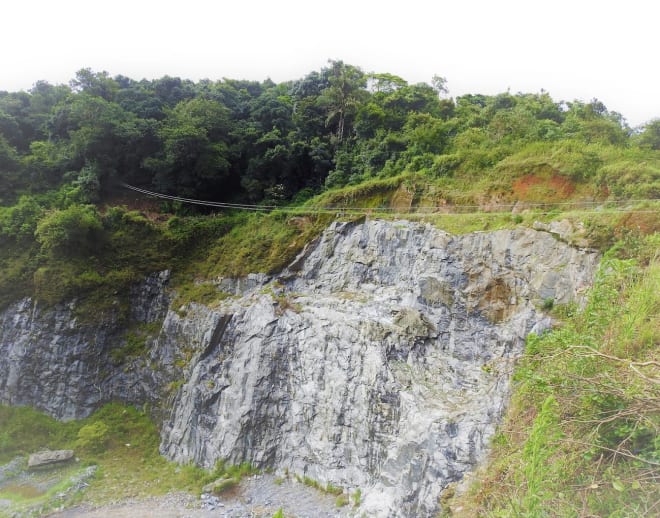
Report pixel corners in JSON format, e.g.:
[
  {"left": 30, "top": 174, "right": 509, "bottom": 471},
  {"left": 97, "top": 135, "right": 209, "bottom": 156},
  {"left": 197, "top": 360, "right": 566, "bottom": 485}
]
[{"left": 120, "top": 183, "right": 660, "bottom": 216}]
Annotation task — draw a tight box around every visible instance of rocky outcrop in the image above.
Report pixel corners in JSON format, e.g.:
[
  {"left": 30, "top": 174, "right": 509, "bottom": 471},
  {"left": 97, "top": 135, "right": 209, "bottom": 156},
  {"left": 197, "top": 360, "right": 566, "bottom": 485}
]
[
  {"left": 160, "top": 221, "right": 598, "bottom": 517},
  {"left": 0, "top": 220, "right": 599, "bottom": 517},
  {"left": 27, "top": 449, "right": 74, "bottom": 469},
  {"left": 0, "top": 271, "right": 174, "bottom": 420}
]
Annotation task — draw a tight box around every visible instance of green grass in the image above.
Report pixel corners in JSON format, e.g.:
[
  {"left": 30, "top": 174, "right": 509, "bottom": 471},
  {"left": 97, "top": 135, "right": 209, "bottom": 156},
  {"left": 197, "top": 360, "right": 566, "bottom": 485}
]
[
  {"left": 300, "top": 136, "right": 659, "bottom": 217},
  {"left": 445, "top": 235, "right": 660, "bottom": 517},
  {"left": 352, "top": 488, "right": 362, "bottom": 507},
  {"left": 179, "top": 211, "right": 332, "bottom": 280},
  {"left": 201, "top": 461, "right": 259, "bottom": 495},
  {"left": 294, "top": 474, "right": 345, "bottom": 498},
  {"left": 1, "top": 158, "right": 655, "bottom": 316},
  {"left": 170, "top": 282, "right": 231, "bottom": 310},
  {"left": 308, "top": 173, "right": 407, "bottom": 209},
  {"left": 0, "top": 403, "right": 258, "bottom": 513},
  {"left": 0, "top": 406, "right": 80, "bottom": 462}
]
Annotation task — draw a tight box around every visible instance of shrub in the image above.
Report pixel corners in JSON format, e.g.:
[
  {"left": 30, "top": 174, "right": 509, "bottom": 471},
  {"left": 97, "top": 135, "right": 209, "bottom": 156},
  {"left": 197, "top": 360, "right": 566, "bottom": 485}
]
[
  {"left": 541, "top": 298, "right": 554, "bottom": 311},
  {"left": 35, "top": 205, "right": 103, "bottom": 256},
  {"left": 72, "top": 163, "right": 101, "bottom": 203},
  {"left": 431, "top": 153, "right": 461, "bottom": 177},
  {"left": 76, "top": 421, "right": 109, "bottom": 454},
  {"left": 0, "top": 196, "right": 44, "bottom": 241}
]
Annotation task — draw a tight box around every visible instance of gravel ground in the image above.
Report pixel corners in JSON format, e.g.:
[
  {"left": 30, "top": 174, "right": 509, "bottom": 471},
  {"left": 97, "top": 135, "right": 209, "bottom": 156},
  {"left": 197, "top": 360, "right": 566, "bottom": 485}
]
[
  {"left": 48, "top": 474, "right": 353, "bottom": 518},
  {"left": 0, "top": 457, "right": 25, "bottom": 483}
]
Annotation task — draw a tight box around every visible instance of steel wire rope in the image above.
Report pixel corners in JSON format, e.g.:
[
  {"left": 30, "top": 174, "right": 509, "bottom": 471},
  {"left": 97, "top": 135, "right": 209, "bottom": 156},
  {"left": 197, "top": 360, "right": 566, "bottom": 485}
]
[{"left": 120, "top": 183, "right": 660, "bottom": 216}]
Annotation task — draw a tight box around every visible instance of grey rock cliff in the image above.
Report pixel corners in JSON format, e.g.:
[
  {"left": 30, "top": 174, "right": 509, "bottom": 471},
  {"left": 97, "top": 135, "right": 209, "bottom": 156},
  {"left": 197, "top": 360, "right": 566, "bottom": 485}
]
[
  {"left": 0, "top": 220, "right": 599, "bottom": 517},
  {"left": 0, "top": 271, "right": 174, "bottom": 420},
  {"left": 160, "top": 220, "right": 598, "bottom": 517}
]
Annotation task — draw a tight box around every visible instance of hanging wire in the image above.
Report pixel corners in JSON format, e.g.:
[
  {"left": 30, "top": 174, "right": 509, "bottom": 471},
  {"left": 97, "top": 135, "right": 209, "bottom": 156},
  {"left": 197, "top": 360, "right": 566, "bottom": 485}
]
[{"left": 120, "top": 183, "right": 660, "bottom": 216}]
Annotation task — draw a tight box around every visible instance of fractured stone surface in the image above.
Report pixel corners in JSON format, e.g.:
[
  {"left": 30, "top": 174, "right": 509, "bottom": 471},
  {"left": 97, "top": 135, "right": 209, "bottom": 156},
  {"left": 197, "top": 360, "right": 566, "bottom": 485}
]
[{"left": 0, "top": 220, "right": 599, "bottom": 516}]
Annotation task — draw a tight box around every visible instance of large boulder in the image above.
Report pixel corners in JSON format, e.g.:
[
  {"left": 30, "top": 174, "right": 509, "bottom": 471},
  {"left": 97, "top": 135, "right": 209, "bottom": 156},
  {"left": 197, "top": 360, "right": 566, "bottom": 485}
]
[{"left": 27, "top": 449, "right": 75, "bottom": 469}]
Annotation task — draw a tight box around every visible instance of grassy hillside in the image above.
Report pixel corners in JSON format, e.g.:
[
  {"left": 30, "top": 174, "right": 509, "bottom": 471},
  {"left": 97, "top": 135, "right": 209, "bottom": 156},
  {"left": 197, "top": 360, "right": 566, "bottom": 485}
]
[{"left": 443, "top": 236, "right": 659, "bottom": 517}]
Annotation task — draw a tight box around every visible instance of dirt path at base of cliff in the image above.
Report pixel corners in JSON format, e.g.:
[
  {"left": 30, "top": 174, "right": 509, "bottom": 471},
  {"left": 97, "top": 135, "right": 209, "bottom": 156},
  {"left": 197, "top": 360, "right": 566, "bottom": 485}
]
[{"left": 48, "top": 474, "right": 350, "bottom": 518}]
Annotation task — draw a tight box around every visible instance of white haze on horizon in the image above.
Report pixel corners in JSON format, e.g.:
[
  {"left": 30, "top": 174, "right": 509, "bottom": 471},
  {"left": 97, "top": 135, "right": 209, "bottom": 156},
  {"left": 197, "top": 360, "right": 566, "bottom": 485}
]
[{"left": 2, "top": 0, "right": 659, "bottom": 127}]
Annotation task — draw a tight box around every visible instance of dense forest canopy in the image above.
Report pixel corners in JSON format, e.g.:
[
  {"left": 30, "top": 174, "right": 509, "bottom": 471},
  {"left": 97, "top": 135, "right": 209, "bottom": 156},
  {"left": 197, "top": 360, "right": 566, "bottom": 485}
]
[
  {"left": 0, "top": 60, "right": 658, "bottom": 310},
  {"left": 1, "top": 60, "right": 658, "bottom": 211}
]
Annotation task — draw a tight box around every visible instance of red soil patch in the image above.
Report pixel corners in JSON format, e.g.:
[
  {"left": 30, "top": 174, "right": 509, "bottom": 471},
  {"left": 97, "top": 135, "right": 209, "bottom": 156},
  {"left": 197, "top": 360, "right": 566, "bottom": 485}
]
[
  {"left": 512, "top": 174, "right": 575, "bottom": 201},
  {"left": 512, "top": 175, "right": 543, "bottom": 197},
  {"left": 548, "top": 175, "right": 576, "bottom": 196},
  {"left": 101, "top": 189, "right": 170, "bottom": 222},
  {"left": 618, "top": 212, "right": 660, "bottom": 235}
]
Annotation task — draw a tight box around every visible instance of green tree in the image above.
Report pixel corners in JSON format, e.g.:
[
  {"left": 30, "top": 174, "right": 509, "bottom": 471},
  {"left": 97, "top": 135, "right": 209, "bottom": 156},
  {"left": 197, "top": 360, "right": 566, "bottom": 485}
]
[
  {"left": 147, "top": 98, "right": 232, "bottom": 197},
  {"left": 21, "top": 140, "right": 71, "bottom": 192},
  {"left": 70, "top": 68, "right": 119, "bottom": 101},
  {"left": 377, "top": 83, "right": 441, "bottom": 131},
  {"left": 0, "top": 109, "right": 22, "bottom": 147},
  {"left": 319, "top": 60, "right": 367, "bottom": 142},
  {"left": 636, "top": 119, "right": 660, "bottom": 150},
  {"left": 248, "top": 82, "right": 290, "bottom": 124},
  {"left": 369, "top": 72, "right": 407, "bottom": 94},
  {"left": 26, "top": 81, "right": 71, "bottom": 140},
  {"left": 0, "top": 195, "right": 44, "bottom": 240},
  {"left": 0, "top": 92, "right": 33, "bottom": 150},
  {"left": 431, "top": 74, "right": 448, "bottom": 96},
  {"left": 34, "top": 204, "right": 103, "bottom": 256},
  {"left": 0, "top": 134, "right": 19, "bottom": 173},
  {"left": 0, "top": 135, "right": 21, "bottom": 202},
  {"left": 48, "top": 92, "right": 144, "bottom": 192},
  {"left": 562, "top": 99, "right": 629, "bottom": 145}
]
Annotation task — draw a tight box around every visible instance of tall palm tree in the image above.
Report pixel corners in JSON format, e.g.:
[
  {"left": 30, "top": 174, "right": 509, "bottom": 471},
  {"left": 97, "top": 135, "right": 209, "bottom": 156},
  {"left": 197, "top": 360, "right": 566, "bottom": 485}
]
[{"left": 321, "top": 60, "right": 367, "bottom": 142}]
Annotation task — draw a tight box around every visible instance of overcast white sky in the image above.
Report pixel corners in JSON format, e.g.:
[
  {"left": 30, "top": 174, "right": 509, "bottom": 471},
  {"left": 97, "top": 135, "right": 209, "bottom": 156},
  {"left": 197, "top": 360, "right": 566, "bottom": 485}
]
[{"left": 2, "top": 0, "right": 658, "bottom": 126}]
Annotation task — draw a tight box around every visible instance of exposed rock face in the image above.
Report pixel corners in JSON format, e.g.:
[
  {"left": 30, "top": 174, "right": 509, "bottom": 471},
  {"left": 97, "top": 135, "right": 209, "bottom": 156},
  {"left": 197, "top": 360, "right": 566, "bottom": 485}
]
[
  {"left": 0, "top": 220, "right": 599, "bottom": 517},
  {"left": 160, "top": 221, "right": 598, "bottom": 517},
  {"left": 27, "top": 449, "right": 74, "bottom": 469},
  {"left": 0, "top": 271, "right": 174, "bottom": 420}
]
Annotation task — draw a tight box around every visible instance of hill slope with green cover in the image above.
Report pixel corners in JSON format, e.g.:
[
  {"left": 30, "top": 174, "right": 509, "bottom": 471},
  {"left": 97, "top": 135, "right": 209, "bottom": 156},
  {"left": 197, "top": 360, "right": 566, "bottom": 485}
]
[{"left": 0, "top": 62, "right": 658, "bottom": 516}]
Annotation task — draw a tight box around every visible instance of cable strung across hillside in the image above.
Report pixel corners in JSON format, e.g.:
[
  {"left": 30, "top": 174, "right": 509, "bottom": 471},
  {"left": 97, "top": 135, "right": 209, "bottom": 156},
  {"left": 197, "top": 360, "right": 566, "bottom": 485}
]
[
  {"left": 120, "top": 183, "right": 273, "bottom": 211},
  {"left": 120, "top": 183, "right": 660, "bottom": 216}
]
